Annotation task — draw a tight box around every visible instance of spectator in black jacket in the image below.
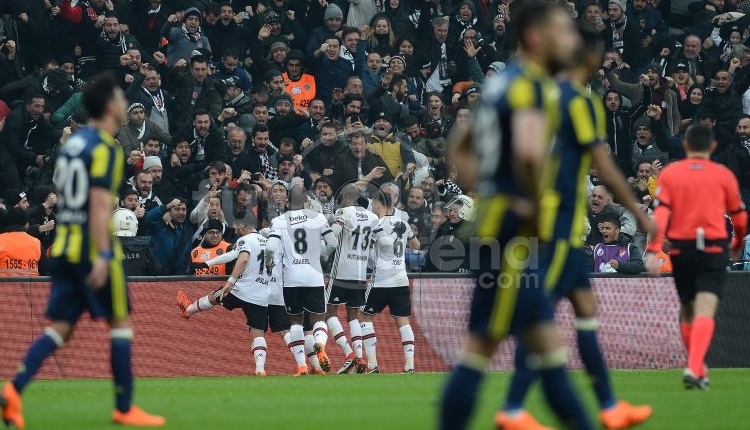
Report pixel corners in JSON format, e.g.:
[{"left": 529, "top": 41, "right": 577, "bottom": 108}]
[
  {"left": 22, "top": 68, "right": 74, "bottom": 116},
  {"left": 171, "top": 54, "right": 223, "bottom": 133},
  {"left": 225, "top": 127, "right": 253, "bottom": 179},
  {"left": 331, "top": 126, "right": 393, "bottom": 191},
  {"left": 125, "top": 66, "right": 172, "bottom": 134},
  {"left": 302, "top": 121, "right": 347, "bottom": 179},
  {"left": 0, "top": 94, "right": 54, "bottom": 188},
  {"left": 96, "top": 13, "right": 147, "bottom": 73},
  {"left": 718, "top": 115, "right": 750, "bottom": 206},
  {"left": 127, "top": 0, "right": 170, "bottom": 54},
  {"left": 604, "top": 89, "right": 649, "bottom": 176},
  {"left": 218, "top": 78, "right": 253, "bottom": 128},
  {"left": 172, "top": 109, "right": 227, "bottom": 168},
  {"left": 602, "top": 0, "right": 641, "bottom": 68}
]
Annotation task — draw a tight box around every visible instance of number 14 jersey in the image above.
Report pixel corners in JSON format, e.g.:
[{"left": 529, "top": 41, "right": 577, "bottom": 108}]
[{"left": 330, "top": 206, "right": 379, "bottom": 282}]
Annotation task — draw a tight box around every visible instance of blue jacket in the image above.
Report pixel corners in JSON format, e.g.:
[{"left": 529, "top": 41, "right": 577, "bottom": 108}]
[
  {"left": 313, "top": 56, "right": 355, "bottom": 105},
  {"left": 146, "top": 205, "right": 195, "bottom": 275}
]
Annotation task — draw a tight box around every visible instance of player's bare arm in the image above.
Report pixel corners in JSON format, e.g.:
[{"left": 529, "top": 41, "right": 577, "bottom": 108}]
[{"left": 86, "top": 187, "right": 114, "bottom": 290}]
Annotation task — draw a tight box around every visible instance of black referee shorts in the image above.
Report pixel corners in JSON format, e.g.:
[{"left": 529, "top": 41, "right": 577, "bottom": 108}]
[{"left": 671, "top": 245, "right": 728, "bottom": 303}]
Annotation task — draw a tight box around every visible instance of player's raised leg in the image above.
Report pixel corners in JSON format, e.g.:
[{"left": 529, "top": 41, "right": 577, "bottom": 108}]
[{"left": 177, "top": 288, "right": 221, "bottom": 319}]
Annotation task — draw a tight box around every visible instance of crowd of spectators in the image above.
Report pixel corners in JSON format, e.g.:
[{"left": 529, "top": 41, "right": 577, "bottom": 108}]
[{"left": 1, "top": 0, "right": 750, "bottom": 276}]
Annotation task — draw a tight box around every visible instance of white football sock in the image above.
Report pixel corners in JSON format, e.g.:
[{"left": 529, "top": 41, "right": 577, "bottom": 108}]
[
  {"left": 312, "top": 321, "right": 329, "bottom": 347},
  {"left": 305, "top": 334, "right": 322, "bottom": 371},
  {"left": 187, "top": 295, "right": 213, "bottom": 314},
  {"left": 400, "top": 324, "right": 415, "bottom": 371},
  {"left": 289, "top": 325, "right": 306, "bottom": 366},
  {"left": 361, "top": 321, "right": 377, "bottom": 369},
  {"left": 349, "top": 319, "right": 363, "bottom": 359},
  {"left": 327, "top": 317, "right": 354, "bottom": 356},
  {"left": 252, "top": 337, "right": 267, "bottom": 373}
]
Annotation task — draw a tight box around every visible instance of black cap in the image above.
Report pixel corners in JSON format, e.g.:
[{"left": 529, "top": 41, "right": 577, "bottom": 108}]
[
  {"left": 3, "top": 208, "right": 28, "bottom": 228},
  {"left": 674, "top": 63, "right": 688, "bottom": 72},
  {"left": 372, "top": 111, "right": 393, "bottom": 125},
  {"left": 277, "top": 155, "right": 295, "bottom": 165},
  {"left": 205, "top": 218, "right": 224, "bottom": 233},
  {"left": 264, "top": 11, "right": 281, "bottom": 24},
  {"left": 3, "top": 189, "right": 26, "bottom": 208}
]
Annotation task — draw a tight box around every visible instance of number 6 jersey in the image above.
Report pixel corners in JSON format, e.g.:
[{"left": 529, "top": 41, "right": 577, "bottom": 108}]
[
  {"left": 330, "top": 206, "right": 379, "bottom": 282},
  {"left": 267, "top": 209, "right": 336, "bottom": 288},
  {"left": 370, "top": 214, "right": 413, "bottom": 288}
]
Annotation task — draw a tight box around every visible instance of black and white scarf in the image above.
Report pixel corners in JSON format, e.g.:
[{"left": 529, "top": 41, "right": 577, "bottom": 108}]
[
  {"left": 182, "top": 24, "right": 203, "bottom": 44},
  {"left": 102, "top": 30, "right": 128, "bottom": 54}
]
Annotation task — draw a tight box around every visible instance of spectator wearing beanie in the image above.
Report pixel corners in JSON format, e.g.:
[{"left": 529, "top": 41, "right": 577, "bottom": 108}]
[
  {"left": 117, "top": 103, "right": 172, "bottom": 155},
  {"left": 23, "top": 68, "right": 75, "bottom": 114},
  {"left": 602, "top": 0, "right": 640, "bottom": 68},
  {"left": 161, "top": 7, "right": 213, "bottom": 67},
  {"left": 447, "top": 1, "right": 480, "bottom": 45},
  {"left": 306, "top": 4, "right": 345, "bottom": 57}
]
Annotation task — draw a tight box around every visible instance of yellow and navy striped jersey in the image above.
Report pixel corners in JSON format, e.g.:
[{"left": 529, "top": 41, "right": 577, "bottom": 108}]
[
  {"left": 473, "top": 60, "right": 562, "bottom": 197},
  {"left": 50, "top": 127, "right": 124, "bottom": 264},
  {"left": 538, "top": 81, "right": 606, "bottom": 248}
]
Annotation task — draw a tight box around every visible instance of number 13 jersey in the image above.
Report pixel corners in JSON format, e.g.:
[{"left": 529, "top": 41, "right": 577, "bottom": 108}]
[
  {"left": 330, "top": 206, "right": 379, "bottom": 282},
  {"left": 268, "top": 209, "right": 334, "bottom": 288}
]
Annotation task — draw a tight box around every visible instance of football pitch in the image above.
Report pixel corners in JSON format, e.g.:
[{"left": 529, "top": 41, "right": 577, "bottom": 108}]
[{"left": 14, "top": 369, "right": 750, "bottom": 429}]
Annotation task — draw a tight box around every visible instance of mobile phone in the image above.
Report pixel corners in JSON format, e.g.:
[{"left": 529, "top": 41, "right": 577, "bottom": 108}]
[{"left": 240, "top": 11, "right": 250, "bottom": 19}]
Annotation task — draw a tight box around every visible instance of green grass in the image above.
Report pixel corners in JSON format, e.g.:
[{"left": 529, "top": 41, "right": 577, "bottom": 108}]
[{"left": 14, "top": 369, "right": 750, "bottom": 429}]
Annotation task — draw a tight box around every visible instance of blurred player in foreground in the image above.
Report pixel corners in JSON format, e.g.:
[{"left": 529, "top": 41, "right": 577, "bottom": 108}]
[
  {"left": 645, "top": 124, "right": 747, "bottom": 389},
  {"left": 496, "top": 23, "right": 654, "bottom": 430},
  {"left": 1, "top": 75, "right": 165, "bottom": 428},
  {"left": 439, "top": 3, "right": 593, "bottom": 429}
]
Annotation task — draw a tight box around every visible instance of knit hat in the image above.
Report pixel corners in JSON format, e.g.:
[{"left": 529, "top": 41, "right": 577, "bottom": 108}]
[
  {"left": 488, "top": 61, "right": 506, "bottom": 75},
  {"left": 205, "top": 218, "right": 224, "bottom": 233},
  {"left": 457, "top": 0, "right": 475, "bottom": 15},
  {"left": 3, "top": 189, "right": 26, "bottom": 208},
  {"left": 324, "top": 4, "right": 343, "bottom": 20},
  {"left": 3, "top": 208, "right": 28, "bottom": 229},
  {"left": 274, "top": 93, "right": 293, "bottom": 108},
  {"left": 609, "top": 0, "right": 626, "bottom": 11},
  {"left": 389, "top": 55, "right": 407, "bottom": 67},
  {"left": 674, "top": 63, "right": 688, "bottom": 72},
  {"left": 645, "top": 62, "right": 661, "bottom": 74},
  {"left": 270, "top": 41, "right": 289, "bottom": 53},
  {"left": 632, "top": 116, "right": 651, "bottom": 132},
  {"left": 143, "top": 156, "right": 162, "bottom": 171},
  {"left": 47, "top": 68, "right": 69, "bottom": 89},
  {"left": 372, "top": 111, "right": 393, "bottom": 125},
  {"left": 466, "top": 83, "right": 481, "bottom": 96},
  {"left": 264, "top": 11, "right": 281, "bottom": 24},
  {"left": 184, "top": 7, "right": 201, "bottom": 21},
  {"left": 127, "top": 102, "right": 144, "bottom": 114}
]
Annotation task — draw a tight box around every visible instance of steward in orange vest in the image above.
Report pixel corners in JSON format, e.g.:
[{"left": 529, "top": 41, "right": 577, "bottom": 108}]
[
  {"left": 0, "top": 208, "right": 45, "bottom": 277},
  {"left": 283, "top": 50, "right": 317, "bottom": 110},
  {"left": 190, "top": 219, "right": 232, "bottom": 276}
]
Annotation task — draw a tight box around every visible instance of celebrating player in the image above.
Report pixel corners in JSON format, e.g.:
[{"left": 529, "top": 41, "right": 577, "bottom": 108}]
[
  {"left": 265, "top": 185, "right": 338, "bottom": 375},
  {"left": 645, "top": 124, "right": 747, "bottom": 389},
  {"left": 496, "top": 23, "right": 654, "bottom": 430},
  {"left": 359, "top": 191, "right": 420, "bottom": 374},
  {"left": 326, "top": 184, "right": 379, "bottom": 374},
  {"left": 177, "top": 214, "right": 282, "bottom": 376},
  {"left": 439, "top": 3, "right": 594, "bottom": 429},
  {"left": 1, "top": 75, "right": 165, "bottom": 428}
]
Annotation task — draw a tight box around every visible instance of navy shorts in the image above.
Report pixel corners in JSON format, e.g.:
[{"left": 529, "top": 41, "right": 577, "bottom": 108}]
[
  {"left": 327, "top": 279, "right": 367, "bottom": 308},
  {"left": 46, "top": 258, "right": 130, "bottom": 322},
  {"left": 468, "top": 197, "right": 554, "bottom": 341},
  {"left": 539, "top": 244, "right": 591, "bottom": 300}
]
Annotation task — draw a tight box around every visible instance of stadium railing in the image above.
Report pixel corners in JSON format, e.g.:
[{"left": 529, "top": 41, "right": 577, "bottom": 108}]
[{"left": 1, "top": 274, "right": 748, "bottom": 378}]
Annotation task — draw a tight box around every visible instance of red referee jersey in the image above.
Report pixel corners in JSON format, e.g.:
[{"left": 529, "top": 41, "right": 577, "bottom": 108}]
[{"left": 647, "top": 158, "right": 747, "bottom": 253}]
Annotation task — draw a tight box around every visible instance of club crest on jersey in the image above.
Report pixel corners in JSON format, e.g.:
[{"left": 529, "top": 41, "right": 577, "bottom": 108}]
[
  {"left": 596, "top": 248, "right": 604, "bottom": 256},
  {"left": 238, "top": 240, "right": 245, "bottom": 247},
  {"left": 619, "top": 248, "right": 627, "bottom": 257},
  {"left": 201, "top": 252, "right": 211, "bottom": 260}
]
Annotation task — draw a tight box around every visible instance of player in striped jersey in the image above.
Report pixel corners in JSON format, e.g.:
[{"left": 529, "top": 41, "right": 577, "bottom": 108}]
[
  {"left": 326, "top": 185, "right": 380, "bottom": 374},
  {"left": 359, "top": 191, "right": 420, "bottom": 373},
  {"left": 1, "top": 75, "right": 165, "bottom": 428},
  {"left": 265, "top": 186, "right": 338, "bottom": 375}
]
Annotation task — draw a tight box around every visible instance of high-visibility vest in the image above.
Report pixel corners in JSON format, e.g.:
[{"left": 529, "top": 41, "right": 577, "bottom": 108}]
[
  {"left": 191, "top": 241, "right": 232, "bottom": 276},
  {"left": 0, "top": 232, "right": 41, "bottom": 276},
  {"left": 282, "top": 73, "right": 316, "bottom": 110}
]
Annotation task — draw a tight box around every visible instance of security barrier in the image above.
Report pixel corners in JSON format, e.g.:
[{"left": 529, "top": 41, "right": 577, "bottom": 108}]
[{"left": 1, "top": 274, "right": 748, "bottom": 378}]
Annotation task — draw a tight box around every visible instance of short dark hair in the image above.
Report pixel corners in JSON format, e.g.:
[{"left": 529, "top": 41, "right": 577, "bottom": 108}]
[
  {"left": 601, "top": 217, "right": 621, "bottom": 229},
  {"left": 684, "top": 124, "right": 715, "bottom": 152},
  {"left": 170, "top": 197, "right": 188, "bottom": 206},
  {"left": 208, "top": 160, "right": 226, "bottom": 173},
  {"left": 83, "top": 73, "right": 119, "bottom": 120},
  {"left": 342, "top": 94, "right": 362, "bottom": 106},
  {"left": 388, "top": 74, "right": 406, "bottom": 92},
  {"left": 190, "top": 55, "right": 208, "bottom": 68},
  {"left": 25, "top": 93, "right": 45, "bottom": 105},
  {"left": 511, "top": 1, "right": 566, "bottom": 50},
  {"left": 193, "top": 108, "right": 210, "bottom": 120},
  {"left": 120, "top": 188, "right": 138, "bottom": 200},
  {"left": 403, "top": 115, "right": 419, "bottom": 128},
  {"left": 314, "top": 176, "right": 333, "bottom": 189},
  {"left": 341, "top": 27, "right": 360, "bottom": 40},
  {"left": 222, "top": 47, "right": 240, "bottom": 59},
  {"left": 374, "top": 190, "right": 392, "bottom": 208},
  {"left": 204, "top": 2, "right": 221, "bottom": 16},
  {"left": 252, "top": 123, "right": 270, "bottom": 138}
]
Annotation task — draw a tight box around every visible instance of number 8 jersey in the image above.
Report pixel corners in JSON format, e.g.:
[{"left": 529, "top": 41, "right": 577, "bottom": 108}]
[
  {"left": 370, "top": 215, "right": 413, "bottom": 288},
  {"left": 51, "top": 127, "right": 124, "bottom": 264},
  {"left": 330, "top": 206, "right": 379, "bottom": 282},
  {"left": 268, "top": 209, "right": 336, "bottom": 288}
]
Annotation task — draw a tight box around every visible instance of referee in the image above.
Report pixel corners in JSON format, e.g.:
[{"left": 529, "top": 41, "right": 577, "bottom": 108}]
[{"left": 645, "top": 124, "right": 747, "bottom": 390}]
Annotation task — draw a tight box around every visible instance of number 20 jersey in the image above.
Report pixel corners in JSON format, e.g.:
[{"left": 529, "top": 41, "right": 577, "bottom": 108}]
[
  {"left": 330, "top": 206, "right": 379, "bottom": 282},
  {"left": 51, "top": 127, "right": 124, "bottom": 264},
  {"left": 268, "top": 209, "right": 333, "bottom": 288}
]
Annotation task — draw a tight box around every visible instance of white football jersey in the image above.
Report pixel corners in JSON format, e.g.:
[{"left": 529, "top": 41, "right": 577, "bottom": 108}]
[
  {"left": 330, "top": 206, "right": 379, "bottom": 282},
  {"left": 267, "top": 209, "right": 335, "bottom": 288},
  {"left": 370, "top": 214, "right": 413, "bottom": 288},
  {"left": 267, "top": 243, "right": 284, "bottom": 306},
  {"left": 231, "top": 233, "right": 270, "bottom": 306}
]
